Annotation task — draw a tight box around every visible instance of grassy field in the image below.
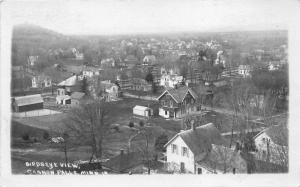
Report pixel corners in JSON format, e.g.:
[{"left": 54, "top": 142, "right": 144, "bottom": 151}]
[{"left": 11, "top": 97, "right": 271, "bottom": 174}]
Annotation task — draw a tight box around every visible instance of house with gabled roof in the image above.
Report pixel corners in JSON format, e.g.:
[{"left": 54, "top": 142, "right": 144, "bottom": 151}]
[
  {"left": 164, "top": 123, "right": 247, "bottom": 174},
  {"left": 156, "top": 86, "right": 199, "bottom": 119},
  {"left": 143, "top": 55, "right": 156, "bottom": 65},
  {"left": 253, "top": 124, "right": 288, "bottom": 166}
]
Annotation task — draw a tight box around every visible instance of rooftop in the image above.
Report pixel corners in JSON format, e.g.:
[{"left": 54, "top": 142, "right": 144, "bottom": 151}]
[
  {"left": 157, "top": 86, "right": 198, "bottom": 103},
  {"left": 165, "top": 123, "right": 230, "bottom": 156},
  {"left": 13, "top": 94, "right": 44, "bottom": 106}
]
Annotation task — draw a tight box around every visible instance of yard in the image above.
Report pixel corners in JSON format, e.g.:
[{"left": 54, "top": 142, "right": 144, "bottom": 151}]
[
  {"left": 11, "top": 98, "right": 177, "bottom": 174},
  {"left": 11, "top": 97, "right": 271, "bottom": 174}
]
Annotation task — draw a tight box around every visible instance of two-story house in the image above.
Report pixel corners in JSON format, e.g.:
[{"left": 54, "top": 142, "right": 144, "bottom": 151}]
[
  {"left": 164, "top": 123, "right": 247, "bottom": 174},
  {"left": 156, "top": 86, "right": 199, "bottom": 119},
  {"left": 160, "top": 74, "right": 184, "bottom": 88}
]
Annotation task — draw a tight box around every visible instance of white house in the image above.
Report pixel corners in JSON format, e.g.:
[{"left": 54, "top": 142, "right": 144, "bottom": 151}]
[
  {"left": 57, "top": 75, "right": 79, "bottom": 94},
  {"left": 82, "top": 66, "right": 101, "bottom": 78},
  {"left": 100, "top": 80, "right": 120, "bottom": 102},
  {"left": 164, "top": 123, "right": 247, "bottom": 174},
  {"left": 56, "top": 95, "right": 71, "bottom": 105},
  {"left": 32, "top": 76, "right": 52, "bottom": 88},
  {"left": 56, "top": 88, "right": 71, "bottom": 105},
  {"left": 238, "top": 65, "right": 252, "bottom": 78},
  {"left": 160, "top": 73, "right": 183, "bottom": 88},
  {"left": 253, "top": 124, "right": 288, "bottom": 166},
  {"left": 133, "top": 105, "right": 153, "bottom": 118}
]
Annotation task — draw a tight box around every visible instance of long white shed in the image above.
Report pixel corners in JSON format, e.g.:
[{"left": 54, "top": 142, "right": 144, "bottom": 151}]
[{"left": 133, "top": 105, "right": 153, "bottom": 118}]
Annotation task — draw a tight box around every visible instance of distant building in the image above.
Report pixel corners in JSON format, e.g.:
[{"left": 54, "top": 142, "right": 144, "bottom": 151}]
[
  {"left": 215, "top": 51, "right": 226, "bottom": 67},
  {"left": 32, "top": 75, "right": 52, "bottom": 88},
  {"left": 57, "top": 75, "right": 79, "bottom": 94},
  {"left": 101, "top": 58, "right": 116, "bottom": 68},
  {"left": 82, "top": 66, "right": 101, "bottom": 78},
  {"left": 131, "top": 78, "right": 152, "bottom": 92},
  {"left": 71, "top": 48, "right": 84, "bottom": 60},
  {"left": 268, "top": 61, "right": 282, "bottom": 71},
  {"left": 164, "top": 123, "right": 247, "bottom": 174},
  {"left": 124, "top": 55, "right": 139, "bottom": 68},
  {"left": 143, "top": 55, "right": 156, "bottom": 65},
  {"left": 27, "top": 56, "right": 39, "bottom": 66},
  {"left": 100, "top": 80, "right": 120, "bottom": 102},
  {"left": 160, "top": 73, "right": 183, "bottom": 88},
  {"left": 156, "top": 86, "right": 199, "bottom": 119},
  {"left": 238, "top": 65, "right": 252, "bottom": 78},
  {"left": 12, "top": 94, "right": 44, "bottom": 112},
  {"left": 56, "top": 88, "right": 71, "bottom": 105}
]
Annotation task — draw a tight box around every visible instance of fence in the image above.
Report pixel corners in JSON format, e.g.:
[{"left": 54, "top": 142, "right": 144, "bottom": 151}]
[
  {"left": 122, "top": 92, "right": 157, "bottom": 101},
  {"left": 13, "top": 109, "right": 61, "bottom": 118}
]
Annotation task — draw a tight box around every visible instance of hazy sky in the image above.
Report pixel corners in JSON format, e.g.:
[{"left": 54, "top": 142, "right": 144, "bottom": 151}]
[{"left": 5, "top": 0, "right": 295, "bottom": 35}]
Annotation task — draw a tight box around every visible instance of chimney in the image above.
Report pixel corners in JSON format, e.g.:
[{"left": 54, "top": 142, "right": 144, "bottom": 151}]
[
  {"left": 120, "top": 149, "right": 124, "bottom": 156},
  {"left": 191, "top": 120, "right": 196, "bottom": 130}
]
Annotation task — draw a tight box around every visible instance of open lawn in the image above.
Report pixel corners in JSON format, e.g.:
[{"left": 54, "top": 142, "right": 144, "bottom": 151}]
[
  {"left": 12, "top": 113, "right": 68, "bottom": 131},
  {"left": 11, "top": 97, "right": 271, "bottom": 174}
]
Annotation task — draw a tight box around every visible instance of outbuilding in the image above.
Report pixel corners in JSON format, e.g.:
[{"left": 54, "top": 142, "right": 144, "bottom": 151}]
[
  {"left": 12, "top": 94, "right": 44, "bottom": 112},
  {"left": 133, "top": 105, "right": 153, "bottom": 118}
]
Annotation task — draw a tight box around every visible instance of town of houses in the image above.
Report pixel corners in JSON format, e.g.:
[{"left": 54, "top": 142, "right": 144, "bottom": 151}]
[{"left": 10, "top": 25, "right": 288, "bottom": 174}]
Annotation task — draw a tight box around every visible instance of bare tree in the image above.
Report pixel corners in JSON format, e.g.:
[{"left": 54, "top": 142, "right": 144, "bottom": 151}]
[
  {"left": 65, "top": 100, "right": 109, "bottom": 163},
  {"left": 128, "top": 126, "right": 155, "bottom": 174}
]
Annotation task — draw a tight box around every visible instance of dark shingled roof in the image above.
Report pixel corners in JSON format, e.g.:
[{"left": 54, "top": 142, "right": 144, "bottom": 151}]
[
  {"left": 165, "top": 123, "right": 230, "bottom": 156},
  {"left": 158, "top": 86, "right": 198, "bottom": 103},
  {"left": 264, "top": 125, "right": 288, "bottom": 146},
  {"left": 197, "top": 146, "right": 244, "bottom": 173},
  {"left": 71, "top": 92, "right": 85, "bottom": 100},
  {"left": 103, "top": 152, "right": 144, "bottom": 173}
]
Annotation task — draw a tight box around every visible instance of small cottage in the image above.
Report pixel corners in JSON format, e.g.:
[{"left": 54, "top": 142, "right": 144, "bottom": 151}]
[{"left": 133, "top": 105, "right": 153, "bottom": 118}]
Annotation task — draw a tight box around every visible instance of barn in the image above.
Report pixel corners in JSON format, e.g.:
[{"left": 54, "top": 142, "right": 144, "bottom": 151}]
[
  {"left": 133, "top": 105, "right": 153, "bottom": 118},
  {"left": 12, "top": 94, "right": 44, "bottom": 112}
]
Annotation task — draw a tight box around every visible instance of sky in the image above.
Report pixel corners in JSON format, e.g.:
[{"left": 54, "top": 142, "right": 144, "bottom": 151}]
[{"left": 4, "top": 0, "right": 296, "bottom": 35}]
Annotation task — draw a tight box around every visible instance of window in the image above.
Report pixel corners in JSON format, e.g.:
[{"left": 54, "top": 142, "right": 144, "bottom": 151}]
[
  {"left": 182, "top": 147, "right": 189, "bottom": 157},
  {"left": 180, "top": 162, "right": 185, "bottom": 173},
  {"left": 197, "top": 168, "right": 202, "bottom": 174},
  {"left": 171, "top": 144, "right": 178, "bottom": 154},
  {"left": 165, "top": 110, "right": 168, "bottom": 115}
]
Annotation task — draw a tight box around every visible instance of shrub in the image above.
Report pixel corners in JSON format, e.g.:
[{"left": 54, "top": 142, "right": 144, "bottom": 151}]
[
  {"left": 128, "top": 121, "right": 134, "bottom": 128},
  {"left": 155, "top": 133, "right": 169, "bottom": 152},
  {"left": 113, "top": 126, "right": 120, "bottom": 132},
  {"left": 139, "top": 121, "right": 144, "bottom": 127},
  {"left": 22, "top": 133, "right": 30, "bottom": 141},
  {"left": 43, "top": 131, "right": 50, "bottom": 140}
]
